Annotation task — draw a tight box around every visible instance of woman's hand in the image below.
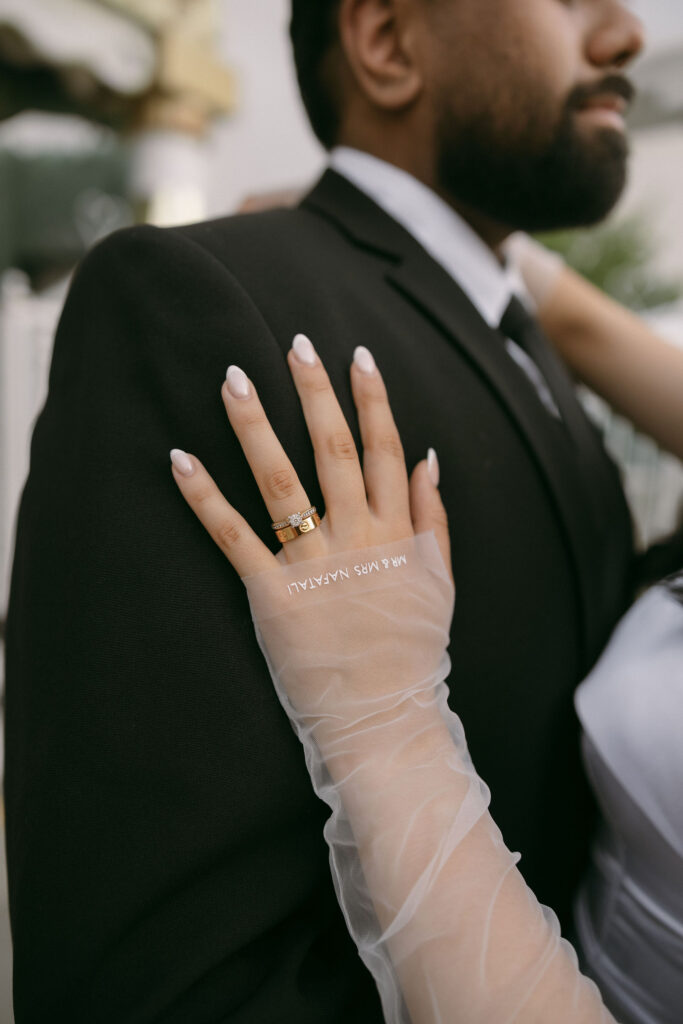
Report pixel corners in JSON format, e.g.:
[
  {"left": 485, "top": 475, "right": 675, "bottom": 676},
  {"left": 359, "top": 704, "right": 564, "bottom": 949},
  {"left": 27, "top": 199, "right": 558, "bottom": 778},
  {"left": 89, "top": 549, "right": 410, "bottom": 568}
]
[
  {"left": 168, "top": 334, "right": 614, "bottom": 1024},
  {"left": 168, "top": 332, "right": 455, "bottom": 739},
  {"left": 169, "top": 333, "right": 452, "bottom": 586}
]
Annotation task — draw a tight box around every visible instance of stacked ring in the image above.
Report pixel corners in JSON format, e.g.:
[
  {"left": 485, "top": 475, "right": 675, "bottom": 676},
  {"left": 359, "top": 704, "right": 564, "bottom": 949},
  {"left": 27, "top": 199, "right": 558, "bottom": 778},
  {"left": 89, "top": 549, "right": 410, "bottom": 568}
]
[{"left": 271, "top": 506, "right": 321, "bottom": 544}]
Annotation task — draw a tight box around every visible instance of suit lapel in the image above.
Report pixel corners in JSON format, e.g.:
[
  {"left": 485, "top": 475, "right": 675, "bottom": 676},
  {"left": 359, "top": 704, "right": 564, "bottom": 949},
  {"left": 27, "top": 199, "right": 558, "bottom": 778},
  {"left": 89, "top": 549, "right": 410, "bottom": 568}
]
[{"left": 302, "top": 169, "right": 597, "bottom": 660}]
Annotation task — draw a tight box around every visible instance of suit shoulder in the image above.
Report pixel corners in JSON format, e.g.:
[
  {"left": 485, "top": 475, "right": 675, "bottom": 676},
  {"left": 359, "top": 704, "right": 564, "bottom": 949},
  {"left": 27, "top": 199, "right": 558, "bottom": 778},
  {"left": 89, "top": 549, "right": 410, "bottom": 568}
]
[
  {"left": 76, "top": 207, "right": 333, "bottom": 289},
  {"left": 68, "top": 205, "right": 353, "bottom": 328},
  {"left": 176, "top": 205, "right": 322, "bottom": 246},
  {"left": 57, "top": 218, "right": 284, "bottom": 359},
  {"left": 75, "top": 222, "right": 205, "bottom": 279},
  {"left": 68, "top": 219, "right": 268, "bottom": 312},
  {"left": 173, "top": 205, "right": 343, "bottom": 276},
  {"left": 64, "top": 224, "right": 201, "bottom": 312}
]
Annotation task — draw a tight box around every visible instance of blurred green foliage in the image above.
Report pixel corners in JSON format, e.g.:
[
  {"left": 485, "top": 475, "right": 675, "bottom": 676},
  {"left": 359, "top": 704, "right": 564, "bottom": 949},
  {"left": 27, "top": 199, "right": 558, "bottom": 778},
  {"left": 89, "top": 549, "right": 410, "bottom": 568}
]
[
  {"left": 0, "top": 144, "right": 130, "bottom": 288},
  {"left": 535, "top": 213, "right": 683, "bottom": 312}
]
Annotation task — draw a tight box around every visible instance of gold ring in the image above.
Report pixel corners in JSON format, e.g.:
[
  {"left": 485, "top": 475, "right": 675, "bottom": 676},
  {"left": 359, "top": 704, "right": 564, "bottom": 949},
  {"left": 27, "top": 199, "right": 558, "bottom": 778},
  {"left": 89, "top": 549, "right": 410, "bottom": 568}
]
[{"left": 271, "top": 507, "right": 320, "bottom": 544}]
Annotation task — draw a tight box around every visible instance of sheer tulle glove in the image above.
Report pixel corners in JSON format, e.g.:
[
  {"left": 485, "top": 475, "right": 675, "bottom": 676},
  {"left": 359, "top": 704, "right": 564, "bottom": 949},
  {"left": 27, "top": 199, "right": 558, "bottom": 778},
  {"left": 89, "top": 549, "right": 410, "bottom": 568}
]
[
  {"left": 170, "top": 334, "right": 614, "bottom": 1024},
  {"left": 240, "top": 536, "right": 612, "bottom": 1024}
]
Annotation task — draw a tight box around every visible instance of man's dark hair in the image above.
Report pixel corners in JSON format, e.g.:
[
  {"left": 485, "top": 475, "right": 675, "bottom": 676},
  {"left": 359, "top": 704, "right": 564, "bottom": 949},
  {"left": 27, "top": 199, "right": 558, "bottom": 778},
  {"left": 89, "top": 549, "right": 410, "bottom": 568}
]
[{"left": 290, "top": 0, "right": 343, "bottom": 150}]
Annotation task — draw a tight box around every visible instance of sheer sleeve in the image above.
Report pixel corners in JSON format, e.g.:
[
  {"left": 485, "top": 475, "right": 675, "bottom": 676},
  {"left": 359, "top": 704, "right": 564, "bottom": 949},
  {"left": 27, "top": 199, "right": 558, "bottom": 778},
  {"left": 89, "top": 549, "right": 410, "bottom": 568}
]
[{"left": 240, "top": 530, "right": 616, "bottom": 1024}]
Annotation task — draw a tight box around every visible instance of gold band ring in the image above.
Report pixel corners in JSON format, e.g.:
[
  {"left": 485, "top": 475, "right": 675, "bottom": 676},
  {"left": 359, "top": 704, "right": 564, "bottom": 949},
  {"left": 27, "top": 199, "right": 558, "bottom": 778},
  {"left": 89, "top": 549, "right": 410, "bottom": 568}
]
[{"left": 271, "top": 506, "right": 321, "bottom": 544}]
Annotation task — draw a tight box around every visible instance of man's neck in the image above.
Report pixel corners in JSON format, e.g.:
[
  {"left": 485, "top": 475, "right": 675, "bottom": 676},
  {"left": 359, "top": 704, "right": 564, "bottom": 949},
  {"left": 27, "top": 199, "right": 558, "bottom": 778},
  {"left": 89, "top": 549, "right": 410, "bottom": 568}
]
[
  {"left": 328, "top": 145, "right": 527, "bottom": 331},
  {"left": 336, "top": 139, "right": 511, "bottom": 260},
  {"left": 433, "top": 190, "right": 511, "bottom": 264}
]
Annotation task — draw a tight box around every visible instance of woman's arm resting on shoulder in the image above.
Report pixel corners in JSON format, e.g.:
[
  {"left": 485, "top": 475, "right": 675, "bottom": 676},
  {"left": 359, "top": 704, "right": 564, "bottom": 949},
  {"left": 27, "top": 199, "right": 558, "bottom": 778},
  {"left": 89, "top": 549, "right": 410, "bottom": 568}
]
[
  {"left": 507, "top": 232, "right": 683, "bottom": 462},
  {"left": 172, "top": 338, "right": 616, "bottom": 1024}
]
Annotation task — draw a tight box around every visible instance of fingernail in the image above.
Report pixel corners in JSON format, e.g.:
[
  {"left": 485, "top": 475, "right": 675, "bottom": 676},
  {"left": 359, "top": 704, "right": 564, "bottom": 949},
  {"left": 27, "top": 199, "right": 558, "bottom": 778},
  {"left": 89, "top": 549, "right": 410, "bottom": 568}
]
[
  {"left": 226, "top": 364, "right": 250, "bottom": 399},
  {"left": 427, "top": 447, "right": 440, "bottom": 487},
  {"left": 292, "top": 333, "right": 317, "bottom": 366},
  {"left": 170, "top": 448, "right": 195, "bottom": 477},
  {"left": 353, "top": 345, "right": 376, "bottom": 375}
]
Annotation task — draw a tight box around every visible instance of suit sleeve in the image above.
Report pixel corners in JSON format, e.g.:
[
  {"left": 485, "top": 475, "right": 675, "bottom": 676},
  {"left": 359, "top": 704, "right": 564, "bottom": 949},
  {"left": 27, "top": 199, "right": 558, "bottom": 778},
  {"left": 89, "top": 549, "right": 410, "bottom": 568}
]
[{"left": 3, "top": 225, "right": 329, "bottom": 1022}]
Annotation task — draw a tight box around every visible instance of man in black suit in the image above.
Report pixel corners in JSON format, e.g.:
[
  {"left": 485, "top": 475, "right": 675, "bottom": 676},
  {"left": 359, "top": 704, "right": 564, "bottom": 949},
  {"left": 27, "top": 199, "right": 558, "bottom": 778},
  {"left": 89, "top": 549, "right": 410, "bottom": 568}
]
[{"left": 4, "top": 0, "right": 646, "bottom": 1020}]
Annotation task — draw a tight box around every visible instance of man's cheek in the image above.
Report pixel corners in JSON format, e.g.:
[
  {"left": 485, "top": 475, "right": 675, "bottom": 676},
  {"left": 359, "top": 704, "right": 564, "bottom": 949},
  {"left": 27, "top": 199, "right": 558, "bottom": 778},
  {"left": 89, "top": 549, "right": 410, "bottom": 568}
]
[{"left": 503, "top": 0, "right": 583, "bottom": 95}]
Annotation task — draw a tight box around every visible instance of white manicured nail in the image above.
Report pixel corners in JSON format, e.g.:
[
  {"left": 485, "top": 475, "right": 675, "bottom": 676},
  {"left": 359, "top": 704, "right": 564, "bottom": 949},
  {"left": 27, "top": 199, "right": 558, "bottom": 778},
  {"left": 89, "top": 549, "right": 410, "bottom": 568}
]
[
  {"left": 353, "top": 345, "right": 376, "bottom": 375},
  {"left": 292, "top": 333, "right": 317, "bottom": 366},
  {"left": 427, "top": 448, "right": 440, "bottom": 487},
  {"left": 226, "top": 364, "right": 250, "bottom": 399},
  {"left": 170, "top": 448, "right": 195, "bottom": 476}
]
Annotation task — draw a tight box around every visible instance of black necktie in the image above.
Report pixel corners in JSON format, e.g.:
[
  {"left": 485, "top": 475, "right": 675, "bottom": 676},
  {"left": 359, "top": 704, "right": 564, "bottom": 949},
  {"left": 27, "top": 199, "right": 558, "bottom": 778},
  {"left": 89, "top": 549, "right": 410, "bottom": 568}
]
[{"left": 499, "top": 295, "right": 578, "bottom": 433}]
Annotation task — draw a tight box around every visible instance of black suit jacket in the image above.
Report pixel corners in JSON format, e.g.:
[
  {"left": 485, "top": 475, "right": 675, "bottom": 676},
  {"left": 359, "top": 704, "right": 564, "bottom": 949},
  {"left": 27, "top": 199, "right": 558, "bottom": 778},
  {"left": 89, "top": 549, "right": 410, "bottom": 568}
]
[{"left": 4, "top": 170, "right": 635, "bottom": 1022}]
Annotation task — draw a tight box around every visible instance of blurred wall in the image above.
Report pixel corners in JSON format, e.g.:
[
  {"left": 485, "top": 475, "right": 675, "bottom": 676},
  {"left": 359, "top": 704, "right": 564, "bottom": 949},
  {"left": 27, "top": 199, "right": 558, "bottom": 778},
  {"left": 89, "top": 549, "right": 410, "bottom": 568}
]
[
  {"left": 209, "top": 0, "right": 324, "bottom": 213},
  {"left": 621, "top": 127, "right": 683, "bottom": 281}
]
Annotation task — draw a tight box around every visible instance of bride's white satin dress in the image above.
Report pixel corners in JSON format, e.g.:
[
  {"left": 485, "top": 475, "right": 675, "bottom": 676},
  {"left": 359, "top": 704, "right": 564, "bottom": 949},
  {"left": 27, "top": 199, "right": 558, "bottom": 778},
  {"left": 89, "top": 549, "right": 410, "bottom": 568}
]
[{"left": 574, "top": 581, "right": 683, "bottom": 1024}]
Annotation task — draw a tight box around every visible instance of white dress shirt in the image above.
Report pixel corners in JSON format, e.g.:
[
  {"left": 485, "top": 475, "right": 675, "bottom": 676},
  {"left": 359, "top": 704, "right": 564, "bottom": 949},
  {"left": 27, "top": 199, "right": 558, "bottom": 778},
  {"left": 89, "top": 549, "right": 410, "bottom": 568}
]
[{"left": 328, "top": 146, "right": 562, "bottom": 419}]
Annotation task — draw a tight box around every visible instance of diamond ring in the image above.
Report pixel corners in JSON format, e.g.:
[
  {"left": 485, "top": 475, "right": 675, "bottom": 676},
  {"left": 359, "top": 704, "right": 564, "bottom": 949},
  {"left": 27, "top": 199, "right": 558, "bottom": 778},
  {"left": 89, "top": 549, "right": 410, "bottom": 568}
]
[{"left": 271, "top": 506, "right": 320, "bottom": 544}]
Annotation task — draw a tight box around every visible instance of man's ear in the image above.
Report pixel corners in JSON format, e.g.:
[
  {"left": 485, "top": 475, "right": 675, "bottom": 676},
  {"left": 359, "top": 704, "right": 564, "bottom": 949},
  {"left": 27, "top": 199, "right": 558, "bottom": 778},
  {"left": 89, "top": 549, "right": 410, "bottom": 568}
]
[{"left": 339, "top": 0, "right": 424, "bottom": 112}]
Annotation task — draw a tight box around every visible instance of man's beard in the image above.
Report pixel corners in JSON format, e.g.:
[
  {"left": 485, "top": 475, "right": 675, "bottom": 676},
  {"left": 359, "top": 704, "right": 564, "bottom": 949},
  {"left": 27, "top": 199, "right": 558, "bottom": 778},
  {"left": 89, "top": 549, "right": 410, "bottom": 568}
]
[{"left": 434, "top": 83, "right": 631, "bottom": 233}]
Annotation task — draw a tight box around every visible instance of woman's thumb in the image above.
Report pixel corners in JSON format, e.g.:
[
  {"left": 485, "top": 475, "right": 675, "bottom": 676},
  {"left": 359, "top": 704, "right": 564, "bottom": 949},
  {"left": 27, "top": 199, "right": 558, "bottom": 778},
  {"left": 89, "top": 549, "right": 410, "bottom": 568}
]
[{"left": 409, "top": 449, "right": 453, "bottom": 585}]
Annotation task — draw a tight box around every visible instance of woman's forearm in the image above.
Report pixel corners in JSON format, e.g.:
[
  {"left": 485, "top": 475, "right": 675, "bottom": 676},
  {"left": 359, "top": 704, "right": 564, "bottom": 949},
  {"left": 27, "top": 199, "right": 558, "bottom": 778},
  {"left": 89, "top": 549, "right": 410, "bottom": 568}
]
[
  {"left": 243, "top": 528, "right": 612, "bottom": 1021},
  {"left": 318, "top": 687, "right": 614, "bottom": 1023},
  {"left": 537, "top": 264, "right": 683, "bottom": 460}
]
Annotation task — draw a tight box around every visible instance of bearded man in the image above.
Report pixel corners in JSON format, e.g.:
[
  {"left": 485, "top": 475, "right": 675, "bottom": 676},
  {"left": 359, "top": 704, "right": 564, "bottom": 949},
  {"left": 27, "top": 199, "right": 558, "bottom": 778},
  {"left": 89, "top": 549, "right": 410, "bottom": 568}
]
[{"left": 4, "top": 1, "right": 645, "bottom": 1020}]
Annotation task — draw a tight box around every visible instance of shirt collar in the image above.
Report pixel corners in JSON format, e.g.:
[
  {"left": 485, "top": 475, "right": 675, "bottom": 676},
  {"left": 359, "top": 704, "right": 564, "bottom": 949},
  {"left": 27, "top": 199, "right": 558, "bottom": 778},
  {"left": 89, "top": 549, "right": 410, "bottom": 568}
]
[{"left": 329, "top": 145, "right": 526, "bottom": 329}]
